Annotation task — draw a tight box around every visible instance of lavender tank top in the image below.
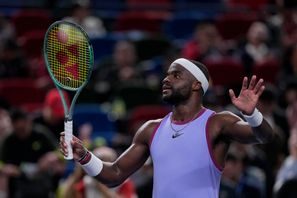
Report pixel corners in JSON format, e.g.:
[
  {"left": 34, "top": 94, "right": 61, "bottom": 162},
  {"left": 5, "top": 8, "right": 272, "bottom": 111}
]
[{"left": 150, "top": 108, "right": 222, "bottom": 198}]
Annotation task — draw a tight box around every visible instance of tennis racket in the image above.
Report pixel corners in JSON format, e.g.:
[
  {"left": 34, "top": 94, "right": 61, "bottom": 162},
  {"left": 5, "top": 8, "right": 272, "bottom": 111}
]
[{"left": 43, "top": 21, "right": 93, "bottom": 160}]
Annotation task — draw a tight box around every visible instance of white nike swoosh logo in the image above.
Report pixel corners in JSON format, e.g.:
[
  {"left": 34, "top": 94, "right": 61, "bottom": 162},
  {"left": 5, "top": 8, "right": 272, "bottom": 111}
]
[{"left": 172, "top": 132, "right": 184, "bottom": 139}]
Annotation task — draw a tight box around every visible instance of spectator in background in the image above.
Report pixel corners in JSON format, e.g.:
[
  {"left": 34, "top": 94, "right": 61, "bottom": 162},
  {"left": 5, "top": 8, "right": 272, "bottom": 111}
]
[
  {"left": 181, "top": 22, "right": 228, "bottom": 62},
  {"left": 280, "top": 7, "right": 297, "bottom": 47},
  {"left": 60, "top": 146, "right": 137, "bottom": 198},
  {"left": 0, "top": 109, "right": 65, "bottom": 198},
  {"left": 286, "top": 97, "right": 297, "bottom": 131},
  {"left": 278, "top": 79, "right": 297, "bottom": 112},
  {"left": 257, "top": 84, "right": 289, "bottom": 142},
  {"left": 130, "top": 158, "right": 153, "bottom": 198},
  {"left": 92, "top": 40, "right": 144, "bottom": 103},
  {"left": 63, "top": 0, "right": 106, "bottom": 38},
  {"left": 0, "top": 13, "right": 15, "bottom": 45},
  {"left": 256, "top": 85, "right": 289, "bottom": 197},
  {"left": 0, "top": 39, "right": 30, "bottom": 78},
  {"left": 278, "top": 44, "right": 297, "bottom": 89},
  {"left": 0, "top": 98, "right": 11, "bottom": 198},
  {"left": 0, "top": 98, "right": 12, "bottom": 144},
  {"left": 33, "top": 89, "right": 70, "bottom": 140},
  {"left": 240, "top": 21, "right": 277, "bottom": 75},
  {"left": 274, "top": 128, "right": 297, "bottom": 195},
  {"left": 220, "top": 143, "right": 266, "bottom": 198},
  {"left": 278, "top": 79, "right": 297, "bottom": 130}
]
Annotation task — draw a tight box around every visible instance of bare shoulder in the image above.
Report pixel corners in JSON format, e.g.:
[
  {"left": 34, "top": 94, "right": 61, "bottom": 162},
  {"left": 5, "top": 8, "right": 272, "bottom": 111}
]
[
  {"left": 208, "top": 110, "right": 242, "bottom": 131},
  {"left": 133, "top": 119, "right": 162, "bottom": 146},
  {"left": 212, "top": 110, "right": 241, "bottom": 121}
]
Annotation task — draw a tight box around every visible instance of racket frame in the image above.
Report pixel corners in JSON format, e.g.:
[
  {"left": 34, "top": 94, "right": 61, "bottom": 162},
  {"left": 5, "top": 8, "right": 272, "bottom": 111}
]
[{"left": 43, "top": 20, "right": 94, "bottom": 121}]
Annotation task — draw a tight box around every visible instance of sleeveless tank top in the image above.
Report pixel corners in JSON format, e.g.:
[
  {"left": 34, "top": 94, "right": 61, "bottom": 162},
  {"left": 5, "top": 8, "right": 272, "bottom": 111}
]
[{"left": 150, "top": 108, "right": 222, "bottom": 198}]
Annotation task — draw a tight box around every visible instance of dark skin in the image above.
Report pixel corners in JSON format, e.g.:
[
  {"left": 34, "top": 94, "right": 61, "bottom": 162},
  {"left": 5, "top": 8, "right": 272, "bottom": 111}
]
[{"left": 60, "top": 63, "right": 274, "bottom": 187}]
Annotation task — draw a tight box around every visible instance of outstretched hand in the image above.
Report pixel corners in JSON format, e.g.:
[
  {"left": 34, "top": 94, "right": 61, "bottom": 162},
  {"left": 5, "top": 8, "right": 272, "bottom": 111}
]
[
  {"left": 60, "top": 132, "right": 87, "bottom": 161},
  {"left": 229, "top": 75, "right": 265, "bottom": 115}
]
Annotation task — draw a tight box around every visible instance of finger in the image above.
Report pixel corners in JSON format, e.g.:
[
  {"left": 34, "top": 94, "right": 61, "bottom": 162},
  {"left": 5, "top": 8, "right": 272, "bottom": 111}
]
[
  {"left": 248, "top": 75, "right": 257, "bottom": 90},
  {"left": 256, "top": 85, "right": 265, "bottom": 97},
  {"left": 59, "top": 142, "right": 68, "bottom": 156},
  {"left": 242, "top": 76, "right": 248, "bottom": 90},
  {"left": 60, "top": 134, "right": 65, "bottom": 142},
  {"left": 60, "top": 140, "right": 68, "bottom": 149},
  {"left": 229, "top": 89, "right": 236, "bottom": 101},
  {"left": 253, "top": 78, "right": 264, "bottom": 93},
  {"left": 60, "top": 147, "right": 68, "bottom": 156}
]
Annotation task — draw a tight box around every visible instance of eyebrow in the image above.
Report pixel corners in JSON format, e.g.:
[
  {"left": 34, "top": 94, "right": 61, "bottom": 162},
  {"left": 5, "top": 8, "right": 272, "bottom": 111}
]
[{"left": 167, "top": 70, "right": 182, "bottom": 75}]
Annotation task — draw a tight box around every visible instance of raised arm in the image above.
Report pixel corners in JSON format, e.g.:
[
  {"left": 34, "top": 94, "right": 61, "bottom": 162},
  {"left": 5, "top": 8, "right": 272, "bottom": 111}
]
[
  {"left": 60, "top": 120, "right": 159, "bottom": 187},
  {"left": 221, "top": 75, "right": 274, "bottom": 144}
]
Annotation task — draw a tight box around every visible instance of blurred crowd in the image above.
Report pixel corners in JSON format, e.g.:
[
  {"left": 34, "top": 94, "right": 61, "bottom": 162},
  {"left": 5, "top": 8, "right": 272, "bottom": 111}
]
[{"left": 0, "top": 0, "right": 297, "bottom": 197}]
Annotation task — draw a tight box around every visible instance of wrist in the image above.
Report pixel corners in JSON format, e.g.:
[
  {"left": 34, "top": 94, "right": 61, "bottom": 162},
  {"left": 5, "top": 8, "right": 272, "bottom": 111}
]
[
  {"left": 78, "top": 151, "right": 92, "bottom": 165},
  {"left": 80, "top": 152, "right": 103, "bottom": 177},
  {"left": 241, "top": 108, "right": 263, "bottom": 127}
]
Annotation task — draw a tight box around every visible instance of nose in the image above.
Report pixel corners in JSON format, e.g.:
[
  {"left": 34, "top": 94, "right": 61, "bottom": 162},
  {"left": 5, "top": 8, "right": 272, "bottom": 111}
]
[{"left": 162, "top": 76, "right": 170, "bottom": 84}]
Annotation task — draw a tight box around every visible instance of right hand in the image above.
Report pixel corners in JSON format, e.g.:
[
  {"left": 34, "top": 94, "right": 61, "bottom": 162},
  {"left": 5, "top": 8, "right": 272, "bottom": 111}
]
[{"left": 60, "top": 132, "right": 88, "bottom": 161}]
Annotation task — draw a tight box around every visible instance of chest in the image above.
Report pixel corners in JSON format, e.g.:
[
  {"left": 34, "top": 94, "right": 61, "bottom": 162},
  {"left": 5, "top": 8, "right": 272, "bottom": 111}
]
[{"left": 150, "top": 116, "right": 210, "bottom": 168}]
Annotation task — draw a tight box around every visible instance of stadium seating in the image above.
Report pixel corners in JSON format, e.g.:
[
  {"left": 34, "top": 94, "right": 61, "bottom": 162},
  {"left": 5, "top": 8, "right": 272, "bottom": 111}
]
[
  {"left": 215, "top": 12, "right": 259, "bottom": 40},
  {"left": 0, "top": 78, "right": 47, "bottom": 112},
  {"left": 90, "top": 34, "right": 122, "bottom": 64},
  {"left": 20, "top": 30, "right": 45, "bottom": 60},
  {"left": 114, "top": 11, "right": 170, "bottom": 34},
  {"left": 204, "top": 58, "right": 245, "bottom": 88},
  {"left": 162, "top": 12, "right": 213, "bottom": 40},
  {"left": 73, "top": 104, "right": 117, "bottom": 144},
  {"left": 10, "top": 9, "right": 52, "bottom": 38},
  {"left": 253, "top": 59, "right": 281, "bottom": 84},
  {"left": 115, "top": 85, "right": 161, "bottom": 112},
  {"left": 128, "top": 104, "right": 170, "bottom": 134}
]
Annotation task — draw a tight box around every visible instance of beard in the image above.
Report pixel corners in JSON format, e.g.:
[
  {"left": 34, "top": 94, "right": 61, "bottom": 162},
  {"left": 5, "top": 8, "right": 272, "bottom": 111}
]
[{"left": 162, "top": 86, "right": 192, "bottom": 105}]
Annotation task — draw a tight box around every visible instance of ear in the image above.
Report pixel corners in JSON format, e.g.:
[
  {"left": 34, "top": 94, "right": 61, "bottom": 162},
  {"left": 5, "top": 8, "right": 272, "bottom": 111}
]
[{"left": 192, "top": 81, "right": 202, "bottom": 92}]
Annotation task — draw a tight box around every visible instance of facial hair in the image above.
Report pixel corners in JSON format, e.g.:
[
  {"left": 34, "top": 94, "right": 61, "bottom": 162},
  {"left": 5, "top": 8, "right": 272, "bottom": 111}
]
[{"left": 162, "top": 84, "right": 192, "bottom": 105}]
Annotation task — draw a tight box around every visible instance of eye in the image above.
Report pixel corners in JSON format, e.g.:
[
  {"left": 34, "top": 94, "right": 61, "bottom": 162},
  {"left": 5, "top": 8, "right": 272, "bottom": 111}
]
[{"left": 174, "top": 73, "right": 180, "bottom": 79}]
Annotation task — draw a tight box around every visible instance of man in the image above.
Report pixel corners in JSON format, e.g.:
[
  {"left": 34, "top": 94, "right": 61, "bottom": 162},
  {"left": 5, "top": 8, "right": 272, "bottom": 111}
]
[
  {"left": 1, "top": 109, "right": 64, "bottom": 198},
  {"left": 60, "top": 58, "right": 274, "bottom": 197}
]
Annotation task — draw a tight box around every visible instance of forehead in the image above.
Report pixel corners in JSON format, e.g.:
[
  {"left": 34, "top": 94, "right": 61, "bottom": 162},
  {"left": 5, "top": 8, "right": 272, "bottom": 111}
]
[
  {"left": 168, "top": 62, "right": 193, "bottom": 77},
  {"left": 168, "top": 63, "right": 186, "bottom": 72}
]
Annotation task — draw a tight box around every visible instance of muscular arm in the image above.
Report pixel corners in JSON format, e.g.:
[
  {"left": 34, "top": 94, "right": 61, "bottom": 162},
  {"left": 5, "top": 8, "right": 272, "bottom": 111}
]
[
  {"left": 93, "top": 120, "right": 159, "bottom": 187},
  {"left": 216, "top": 111, "right": 274, "bottom": 144}
]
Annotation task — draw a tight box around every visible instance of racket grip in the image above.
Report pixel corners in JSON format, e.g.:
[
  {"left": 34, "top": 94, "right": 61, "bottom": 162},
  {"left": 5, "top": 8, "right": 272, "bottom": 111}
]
[{"left": 64, "top": 120, "right": 73, "bottom": 160}]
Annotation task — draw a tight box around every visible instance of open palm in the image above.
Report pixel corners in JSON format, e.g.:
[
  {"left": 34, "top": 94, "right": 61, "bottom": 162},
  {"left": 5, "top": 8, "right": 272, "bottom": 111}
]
[{"left": 229, "top": 75, "right": 265, "bottom": 115}]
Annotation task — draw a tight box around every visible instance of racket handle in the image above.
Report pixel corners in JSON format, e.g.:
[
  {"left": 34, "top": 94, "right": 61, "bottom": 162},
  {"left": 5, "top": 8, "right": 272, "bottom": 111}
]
[{"left": 64, "top": 120, "right": 73, "bottom": 160}]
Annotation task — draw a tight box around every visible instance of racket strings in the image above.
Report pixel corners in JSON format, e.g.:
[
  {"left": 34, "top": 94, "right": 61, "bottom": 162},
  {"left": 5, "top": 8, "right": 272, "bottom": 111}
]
[{"left": 46, "top": 23, "right": 90, "bottom": 89}]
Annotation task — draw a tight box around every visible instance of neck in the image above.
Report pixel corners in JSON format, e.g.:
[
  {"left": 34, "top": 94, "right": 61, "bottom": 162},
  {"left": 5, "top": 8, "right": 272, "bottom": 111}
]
[{"left": 171, "top": 104, "right": 204, "bottom": 122}]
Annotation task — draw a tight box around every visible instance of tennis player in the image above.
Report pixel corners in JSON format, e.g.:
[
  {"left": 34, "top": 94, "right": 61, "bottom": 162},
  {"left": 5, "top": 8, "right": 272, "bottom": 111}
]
[{"left": 60, "top": 58, "right": 274, "bottom": 198}]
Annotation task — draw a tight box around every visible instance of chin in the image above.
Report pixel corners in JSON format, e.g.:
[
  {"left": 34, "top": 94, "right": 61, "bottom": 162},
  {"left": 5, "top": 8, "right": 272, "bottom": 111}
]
[
  {"left": 162, "top": 96, "right": 175, "bottom": 105},
  {"left": 162, "top": 93, "right": 170, "bottom": 101}
]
